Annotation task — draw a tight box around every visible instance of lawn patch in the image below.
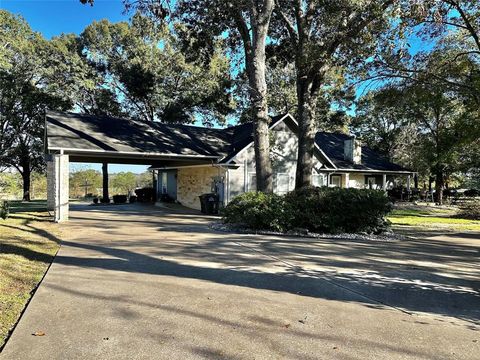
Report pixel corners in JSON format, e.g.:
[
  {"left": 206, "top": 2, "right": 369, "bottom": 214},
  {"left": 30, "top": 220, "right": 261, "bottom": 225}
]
[
  {"left": 0, "top": 209, "right": 61, "bottom": 349},
  {"left": 388, "top": 207, "right": 480, "bottom": 231}
]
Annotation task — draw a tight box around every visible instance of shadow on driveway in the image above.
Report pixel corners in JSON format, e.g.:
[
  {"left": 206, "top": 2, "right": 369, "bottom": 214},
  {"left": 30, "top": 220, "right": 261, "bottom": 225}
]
[{"left": 49, "top": 203, "right": 480, "bottom": 328}]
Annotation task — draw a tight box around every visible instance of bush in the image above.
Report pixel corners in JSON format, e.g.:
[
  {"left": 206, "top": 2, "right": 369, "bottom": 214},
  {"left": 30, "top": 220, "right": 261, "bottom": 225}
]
[
  {"left": 1, "top": 200, "right": 9, "bottom": 220},
  {"left": 93, "top": 197, "right": 99, "bottom": 204},
  {"left": 284, "top": 187, "right": 392, "bottom": 234},
  {"left": 113, "top": 195, "right": 127, "bottom": 204},
  {"left": 464, "top": 189, "right": 480, "bottom": 197},
  {"left": 222, "top": 187, "right": 393, "bottom": 234},
  {"left": 458, "top": 200, "right": 480, "bottom": 220},
  {"left": 221, "top": 192, "right": 285, "bottom": 231},
  {"left": 129, "top": 195, "right": 137, "bottom": 203},
  {"left": 135, "top": 187, "right": 155, "bottom": 202}
]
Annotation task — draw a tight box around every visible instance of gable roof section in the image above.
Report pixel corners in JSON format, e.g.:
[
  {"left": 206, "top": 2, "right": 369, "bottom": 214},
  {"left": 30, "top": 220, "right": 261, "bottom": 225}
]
[
  {"left": 315, "top": 132, "right": 412, "bottom": 173},
  {"left": 219, "top": 114, "right": 287, "bottom": 164}
]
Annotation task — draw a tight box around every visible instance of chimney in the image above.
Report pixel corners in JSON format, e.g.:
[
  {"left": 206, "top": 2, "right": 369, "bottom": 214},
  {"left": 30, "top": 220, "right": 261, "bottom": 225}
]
[{"left": 344, "top": 137, "right": 362, "bottom": 164}]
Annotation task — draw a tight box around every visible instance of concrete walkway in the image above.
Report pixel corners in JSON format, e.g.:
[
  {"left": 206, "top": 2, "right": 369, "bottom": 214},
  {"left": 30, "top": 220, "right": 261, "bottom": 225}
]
[{"left": 1, "top": 204, "right": 479, "bottom": 359}]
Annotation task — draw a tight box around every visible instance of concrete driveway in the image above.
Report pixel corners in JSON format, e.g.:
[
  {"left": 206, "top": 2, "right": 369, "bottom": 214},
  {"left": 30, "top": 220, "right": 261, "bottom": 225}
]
[{"left": 1, "top": 203, "right": 479, "bottom": 359}]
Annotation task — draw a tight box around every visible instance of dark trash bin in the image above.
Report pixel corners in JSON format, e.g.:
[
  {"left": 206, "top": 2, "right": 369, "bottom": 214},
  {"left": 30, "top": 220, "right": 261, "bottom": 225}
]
[{"left": 199, "top": 193, "right": 219, "bottom": 214}]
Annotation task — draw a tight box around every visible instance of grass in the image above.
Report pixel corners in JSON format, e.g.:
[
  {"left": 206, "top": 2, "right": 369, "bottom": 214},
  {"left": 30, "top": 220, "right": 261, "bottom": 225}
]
[
  {"left": 0, "top": 200, "right": 61, "bottom": 349},
  {"left": 388, "top": 206, "right": 480, "bottom": 231}
]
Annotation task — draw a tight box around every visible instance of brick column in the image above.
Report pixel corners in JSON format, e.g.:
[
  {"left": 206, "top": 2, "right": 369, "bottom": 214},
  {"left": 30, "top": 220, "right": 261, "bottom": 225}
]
[{"left": 47, "top": 154, "right": 69, "bottom": 222}]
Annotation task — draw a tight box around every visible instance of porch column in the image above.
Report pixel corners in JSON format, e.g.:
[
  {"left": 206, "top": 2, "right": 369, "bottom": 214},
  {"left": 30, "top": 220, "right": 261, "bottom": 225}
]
[
  {"left": 407, "top": 174, "right": 411, "bottom": 201},
  {"left": 344, "top": 173, "right": 350, "bottom": 188},
  {"left": 382, "top": 174, "right": 387, "bottom": 191},
  {"left": 47, "top": 154, "right": 69, "bottom": 222},
  {"left": 102, "top": 162, "right": 109, "bottom": 202}
]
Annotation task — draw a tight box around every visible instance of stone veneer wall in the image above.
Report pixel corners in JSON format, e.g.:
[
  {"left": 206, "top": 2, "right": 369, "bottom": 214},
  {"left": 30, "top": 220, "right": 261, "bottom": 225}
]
[{"left": 177, "top": 166, "right": 226, "bottom": 210}]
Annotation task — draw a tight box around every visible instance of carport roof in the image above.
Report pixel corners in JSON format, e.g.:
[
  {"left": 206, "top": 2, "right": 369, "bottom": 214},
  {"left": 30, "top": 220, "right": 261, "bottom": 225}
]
[{"left": 45, "top": 111, "right": 285, "bottom": 165}]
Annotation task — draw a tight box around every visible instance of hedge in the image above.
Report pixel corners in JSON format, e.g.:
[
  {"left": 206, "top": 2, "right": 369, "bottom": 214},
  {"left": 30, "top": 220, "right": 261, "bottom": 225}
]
[
  {"left": 221, "top": 192, "right": 285, "bottom": 231},
  {"left": 222, "top": 187, "right": 392, "bottom": 234}
]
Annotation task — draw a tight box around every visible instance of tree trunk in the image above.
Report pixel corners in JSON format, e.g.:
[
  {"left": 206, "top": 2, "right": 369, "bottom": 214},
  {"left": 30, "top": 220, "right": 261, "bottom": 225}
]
[
  {"left": 246, "top": 2, "right": 275, "bottom": 193},
  {"left": 295, "top": 73, "right": 319, "bottom": 188},
  {"left": 435, "top": 171, "right": 444, "bottom": 205},
  {"left": 102, "top": 162, "right": 109, "bottom": 202},
  {"left": 249, "top": 39, "right": 273, "bottom": 193},
  {"left": 22, "top": 167, "right": 31, "bottom": 201}
]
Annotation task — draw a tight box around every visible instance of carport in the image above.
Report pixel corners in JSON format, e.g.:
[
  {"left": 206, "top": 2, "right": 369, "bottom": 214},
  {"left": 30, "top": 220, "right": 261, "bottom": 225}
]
[{"left": 45, "top": 111, "right": 222, "bottom": 221}]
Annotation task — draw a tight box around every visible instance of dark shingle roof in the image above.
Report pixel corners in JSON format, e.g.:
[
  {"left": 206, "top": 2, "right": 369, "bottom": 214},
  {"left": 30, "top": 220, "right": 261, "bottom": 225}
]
[
  {"left": 46, "top": 111, "right": 232, "bottom": 158},
  {"left": 46, "top": 111, "right": 411, "bottom": 172},
  {"left": 315, "top": 132, "right": 411, "bottom": 172}
]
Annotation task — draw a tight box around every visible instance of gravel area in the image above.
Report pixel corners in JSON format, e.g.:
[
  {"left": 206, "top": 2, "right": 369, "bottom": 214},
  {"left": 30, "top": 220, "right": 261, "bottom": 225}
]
[{"left": 210, "top": 221, "right": 404, "bottom": 242}]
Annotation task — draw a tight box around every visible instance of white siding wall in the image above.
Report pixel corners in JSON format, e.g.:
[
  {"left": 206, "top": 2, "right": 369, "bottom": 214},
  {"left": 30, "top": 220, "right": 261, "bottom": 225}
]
[{"left": 227, "top": 121, "right": 325, "bottom": 202}]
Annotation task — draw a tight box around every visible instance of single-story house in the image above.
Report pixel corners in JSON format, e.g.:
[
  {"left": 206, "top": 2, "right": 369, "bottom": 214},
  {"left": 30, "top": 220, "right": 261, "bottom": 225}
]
[{"left": 45, "top": 111, "right": 413, "bottom": 213}]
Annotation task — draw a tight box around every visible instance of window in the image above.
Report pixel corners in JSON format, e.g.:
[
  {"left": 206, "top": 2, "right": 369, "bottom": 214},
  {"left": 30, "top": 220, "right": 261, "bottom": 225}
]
[
  {"left": 247, "top": 173, "right": 256, "bottom": 192},
  {"left": 274, "top": 173, "right": 290, "bottom": 195},
  {"left": 365, "top": 176, "right": 377, "bottom": 190},
  {"left": 330, "top": 175, "right": 342, "bottom": 188},
  {"left": 161, "top": 172, "right": 168, "bottom": 194},
  {"left": 312, "top": 174, "right": 325, "bottom": 187}
]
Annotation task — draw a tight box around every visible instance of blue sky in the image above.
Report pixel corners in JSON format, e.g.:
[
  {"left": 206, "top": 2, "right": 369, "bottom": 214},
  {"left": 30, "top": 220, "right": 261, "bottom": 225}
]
[{"left": 1, "top": 0, "right": 129, "bottom": 39}]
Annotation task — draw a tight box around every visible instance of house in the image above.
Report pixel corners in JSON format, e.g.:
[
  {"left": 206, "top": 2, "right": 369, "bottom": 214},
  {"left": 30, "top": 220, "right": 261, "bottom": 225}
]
[
  {"left": 150, "top": 114, "right": 413, "bottom": 209},
  {"left": 45, "top": 111, "right": 413, "bottom": 214}
]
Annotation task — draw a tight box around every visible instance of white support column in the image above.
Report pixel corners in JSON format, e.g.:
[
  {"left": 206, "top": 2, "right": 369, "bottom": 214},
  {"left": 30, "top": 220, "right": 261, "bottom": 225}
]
[
  {"left": 47, "top": 154, "right": 69, "bottom": 222},
  {"left": 382, "top": 174, "right": 387, "bottom": 191},
  {"left": 344, "top": 173, "right": 350, "bottom": 188}
]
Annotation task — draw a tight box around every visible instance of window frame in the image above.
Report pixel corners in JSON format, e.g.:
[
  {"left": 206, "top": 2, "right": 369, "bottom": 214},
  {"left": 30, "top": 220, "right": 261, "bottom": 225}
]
[{"left": 330, "top": 174, "right": 342, "bottom": 188}]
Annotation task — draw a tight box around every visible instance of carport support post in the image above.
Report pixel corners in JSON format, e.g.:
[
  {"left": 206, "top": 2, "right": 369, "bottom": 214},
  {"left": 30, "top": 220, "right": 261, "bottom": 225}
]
[
  {"left": 47, "top": 154, "right": 69, "bottom": 222},
  {"left": 102, "top": 162, "right": 109, "bottom": 202}
]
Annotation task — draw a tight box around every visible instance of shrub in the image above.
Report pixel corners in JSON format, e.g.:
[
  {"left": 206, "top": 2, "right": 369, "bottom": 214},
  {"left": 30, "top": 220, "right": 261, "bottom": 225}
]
[
  {"left": 284, "top": 187, "right": 393, "bottom": 234},
  {"left": 464, "top": 189, "right": 480, "bottom": 197},
  {"left": 222, "top": 187, "right": 393, "bottom": 234},
  {"left": 1, "top": 200, "right": 9, "bottom": 220},
  {"left": 221, "top": 192, "right": 285, "bottom": 231},
  {"left": 135, "top": 187, "right": 155, "bottom": 202},
  {"left": 129, "top": 195, "right": 137, "bottom": 203},
  {"left": 93, "top": 197, "right": 99, "bottom": 204},
  {"left": 458, "top": 200, "right": 480, "bottom": 220},
  {"left": 113, "top": 195, "right": 127, "bottom": 204}
]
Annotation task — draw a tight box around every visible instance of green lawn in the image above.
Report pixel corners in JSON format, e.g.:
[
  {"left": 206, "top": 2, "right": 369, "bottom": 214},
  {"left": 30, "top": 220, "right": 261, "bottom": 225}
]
[
  {"left": 388, "top": 207, "right": 480, "bottom": 231},
  {"left": 0, "top": 201, "right": 61, "bottom": 349}
]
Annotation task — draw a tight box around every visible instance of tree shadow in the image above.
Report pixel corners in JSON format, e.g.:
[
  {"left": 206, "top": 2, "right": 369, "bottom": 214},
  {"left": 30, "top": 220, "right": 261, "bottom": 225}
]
[
  {"left": 0, "top": 243, "right": 54, "bottom": 263},
  {"left": 60, "top": 203, "right": 480, "bottom": 327}
]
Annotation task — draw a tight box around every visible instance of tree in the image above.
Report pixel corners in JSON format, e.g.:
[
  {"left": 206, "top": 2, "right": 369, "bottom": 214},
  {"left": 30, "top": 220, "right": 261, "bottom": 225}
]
[
  {"left": 108, "top": 0, "right": 276, "bottom": 192},
  {"left": 72, "top": 11, "right": 233, "bottom": 125},
  {"left": 0, "top": 11, "right": 71, "bottom": 200},
  {"left": 69, "top": 168, "right": 102, "bottom": 198},
  {"left": 136, "top": 171, "right": 153, "bottom": 188},
  {"left": 111, "top": 172, "right": 137, "bottom": 195},
  {"left": 353, "top": 87, "right": 416, "bottom": 163},
  {"left": 48, "top": 33, "right": 126, "bottom": 118},
  {"left": 354, "top": 49, "right": 480, "bottom": 204},
  {"left": 272, "top": 0, "right": 395, "bottom": 188}
]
